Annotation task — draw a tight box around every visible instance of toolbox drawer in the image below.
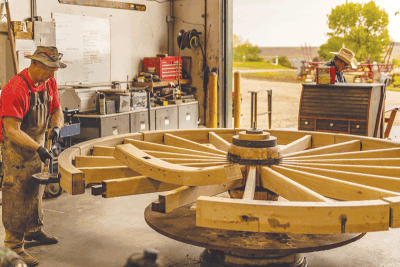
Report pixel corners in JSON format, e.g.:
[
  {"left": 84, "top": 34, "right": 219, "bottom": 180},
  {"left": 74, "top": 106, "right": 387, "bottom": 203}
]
[
  {"left": 349, "top": 121, "right": 367, "bottom": 136},
  {"left": 155, "top": 106, "right": 178, "bottom": 130},
  {"left": 316, "top": 119, "right": 349, "bottom": 133},
  {"left": 130, "top": 109, "right": 155, "bottom": 132},
  {"left": 100, "top": 115, "right": 130, "bottom": 137},
  {"left": 299, "top": 118, "right": 314, "bottom": 131},
  {"left": 178, "top": 102, "right": 198, "bottom": 129}
]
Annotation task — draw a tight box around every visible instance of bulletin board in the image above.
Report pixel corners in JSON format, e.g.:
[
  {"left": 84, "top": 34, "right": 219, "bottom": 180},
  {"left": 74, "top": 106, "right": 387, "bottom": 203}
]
[{"left": 53, "top": 13, "right": 111, "bottom": 85}]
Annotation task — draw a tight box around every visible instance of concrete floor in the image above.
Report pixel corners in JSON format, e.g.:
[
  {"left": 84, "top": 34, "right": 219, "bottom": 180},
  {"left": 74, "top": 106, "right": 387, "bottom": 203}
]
[{"left": 0, "top": 190, "right": 398, "bottom": 267}]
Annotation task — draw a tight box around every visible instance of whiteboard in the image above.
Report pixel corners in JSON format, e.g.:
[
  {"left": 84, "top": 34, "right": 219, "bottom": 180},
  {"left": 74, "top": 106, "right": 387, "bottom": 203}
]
[{"left": 53, "top": 13, "right": 111, "bottom": 85}]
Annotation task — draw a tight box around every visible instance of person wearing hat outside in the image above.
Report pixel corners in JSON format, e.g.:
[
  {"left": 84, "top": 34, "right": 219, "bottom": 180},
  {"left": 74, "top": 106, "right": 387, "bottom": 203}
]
[
  {"left": 0, "top": 46, "right": 66, "bottom": 266},
  {"left": 321, "top": 47, "right": 358, "bottom": 83}
]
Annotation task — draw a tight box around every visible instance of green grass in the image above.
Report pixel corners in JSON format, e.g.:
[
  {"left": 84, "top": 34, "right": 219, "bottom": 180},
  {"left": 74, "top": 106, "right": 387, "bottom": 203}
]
[
  {"left": 241, "top": 71, "right": 300, "bottom": 83},
  {"left": 233, "top": 61, "right": 290, "bottom": 70}
]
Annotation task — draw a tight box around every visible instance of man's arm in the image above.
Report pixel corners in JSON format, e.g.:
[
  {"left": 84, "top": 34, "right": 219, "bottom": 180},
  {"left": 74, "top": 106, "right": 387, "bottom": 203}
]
[
  {"left": 3, "top": 116, "right": 41, "bottom": 151},
  {"left": 50, "top": 105, "right": 64, "bottom": 129}
]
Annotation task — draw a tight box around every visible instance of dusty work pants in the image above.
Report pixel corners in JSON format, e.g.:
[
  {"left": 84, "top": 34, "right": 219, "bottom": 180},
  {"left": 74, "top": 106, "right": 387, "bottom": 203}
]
[{"left": 4, "top": 229, "right": 43, "bottom": 253}]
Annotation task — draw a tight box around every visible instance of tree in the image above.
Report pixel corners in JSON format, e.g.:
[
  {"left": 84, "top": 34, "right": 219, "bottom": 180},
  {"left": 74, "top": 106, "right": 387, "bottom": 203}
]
[
  {"left": 318, "top": 1, "right": 391, "bottom": 62},
  {"left": 233, "top": 34, "right": 243, "bottom": 48},
  {"left": 233, "top": 40, "right": 264, "bottom": 62}
]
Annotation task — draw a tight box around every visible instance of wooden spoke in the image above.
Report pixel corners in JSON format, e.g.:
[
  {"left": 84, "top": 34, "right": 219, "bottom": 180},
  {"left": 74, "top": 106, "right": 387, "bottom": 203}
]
[
  {"left": 179, "top": 162, "right": 230, "bottom": 167},
  {"left": 75, "top": 156, "right": 122, "bottom": 168},
  {"left": 77, "top": 166, "right": 141, "bottom": 184},
  {"left": 283, "top": 158, "right": 400, "bottom": 167},
  {"left": 280, "top": 164, "right": 400, "bottom": 192},
  {"left": 164, "top": 133, "right": 227, "bottom": 156},
  {"left": 114, "top": 144, "right": 243, "bottom": 186},
  {"left": 154, "top": 180, "right": 242, "bottom": 213},
  {"left": 196, "top": 196, "right": 390, "bottom": 234},
  {"left": 285, "top": 147, "right": 400, "bottom": 161},
  {"left": 283, "top": 162, "right": 400, "bottom": 178},
  {"left": 91, "top": 145, "right": 115, "bottom": 156},
  {"left": 124, "top": 138, "right": 225, "bottom": 158},
  {"left": 260, "top": 167, "right": 332, "bottom": 202},
  {"left": 271, "top": 166, "right": 400, "bottom": 200},
  {"left": 100, "top": 176, "right": 180, "bottom": 198},
  {"left": 280, "top": 135, "right": 312, "bottom": 155},
  {"left": 383, "top": 196, "right": 400, "bottom": 228},
  {"left": 243, "top": 166, "right": 257, "bottom": 200},
  {"left": 142, "top": 150, "right": 224, "bottom": 160},
  {"left": 209, "top": 132, "right": 231, "bottom": 152},
  {"left": 59, "top": 147, "right": 85, "bottom": 195},
  {"left": 283, "top": 140, "right": 361, "bottom": 158},
  {"left": 157, "top": 158, "right": 229, "bottom": 164}
]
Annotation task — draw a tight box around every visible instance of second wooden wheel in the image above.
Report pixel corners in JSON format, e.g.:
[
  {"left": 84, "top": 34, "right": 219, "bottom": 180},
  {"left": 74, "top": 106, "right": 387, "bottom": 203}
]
[{"left": 58, "top": 128, "right": 400, "bottom": 235}]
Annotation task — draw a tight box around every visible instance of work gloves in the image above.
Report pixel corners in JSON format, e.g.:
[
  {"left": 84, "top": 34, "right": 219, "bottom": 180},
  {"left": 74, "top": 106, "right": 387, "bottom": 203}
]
[
  {"left": 49, "top": 126, "right": 61, "bottom": 143},
  {"left": 37, "top": 146, "right": 52, "bottom": 163}
]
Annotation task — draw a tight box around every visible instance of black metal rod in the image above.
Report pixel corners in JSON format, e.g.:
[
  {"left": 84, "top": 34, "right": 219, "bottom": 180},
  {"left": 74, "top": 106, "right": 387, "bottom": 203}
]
[
  {"left": 268, "top": 90, "right": 272, "bottom": 129},
  {"left": 147, "top": 90, "right": 151, "bottom": 130}
]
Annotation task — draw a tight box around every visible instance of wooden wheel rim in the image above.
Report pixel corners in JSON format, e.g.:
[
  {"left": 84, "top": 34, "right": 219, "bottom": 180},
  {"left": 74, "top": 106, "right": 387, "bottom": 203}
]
[{"left": 58, "top": 128, "right": 400, "bottom": 235}]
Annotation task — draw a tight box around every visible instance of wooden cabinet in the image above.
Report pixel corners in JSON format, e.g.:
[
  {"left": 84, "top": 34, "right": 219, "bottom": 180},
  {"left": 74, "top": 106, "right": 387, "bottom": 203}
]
[{"left": 298, "top": 83, "right": 385, "bottom": 137}]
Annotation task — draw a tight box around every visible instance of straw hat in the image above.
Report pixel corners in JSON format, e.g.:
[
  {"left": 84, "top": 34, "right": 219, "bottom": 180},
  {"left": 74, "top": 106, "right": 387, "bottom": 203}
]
[
  {"left": 330, "top": 48, "right": 357, "bottom": 69},
  {"left": 26, "top": 46, "right": 67, "bottom": 69}
]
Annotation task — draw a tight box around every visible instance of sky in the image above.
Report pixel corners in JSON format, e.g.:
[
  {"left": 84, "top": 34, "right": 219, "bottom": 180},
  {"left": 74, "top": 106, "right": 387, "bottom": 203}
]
[{"left": 233, "top": 0, "right": 400, "bottom": 47}]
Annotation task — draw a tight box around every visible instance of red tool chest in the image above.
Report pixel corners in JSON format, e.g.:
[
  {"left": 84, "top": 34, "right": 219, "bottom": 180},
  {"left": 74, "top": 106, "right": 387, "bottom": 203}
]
[{"left": 143, "top": 56, "right": 182, "bottom": 80}]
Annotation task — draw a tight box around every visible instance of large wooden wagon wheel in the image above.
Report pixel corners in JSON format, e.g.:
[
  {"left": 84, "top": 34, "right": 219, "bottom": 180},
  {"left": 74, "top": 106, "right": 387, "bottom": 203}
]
[{"left": 58, "top": 127, "right": 400, "bottom": 266}]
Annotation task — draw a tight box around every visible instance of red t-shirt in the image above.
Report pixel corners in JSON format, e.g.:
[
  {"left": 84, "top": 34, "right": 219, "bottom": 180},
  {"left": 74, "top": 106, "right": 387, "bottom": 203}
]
[{"left": 0, "top": 68, "right": 60, "bottom": 141}]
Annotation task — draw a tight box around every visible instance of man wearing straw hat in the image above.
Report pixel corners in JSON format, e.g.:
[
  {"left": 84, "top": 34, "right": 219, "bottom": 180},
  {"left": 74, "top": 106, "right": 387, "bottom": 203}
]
[
  {"left": 0, "top": 46, "right": 66, "bottom": 266},
  {"left": 322, "top": 47, "right": 358, "bottom": 83}
]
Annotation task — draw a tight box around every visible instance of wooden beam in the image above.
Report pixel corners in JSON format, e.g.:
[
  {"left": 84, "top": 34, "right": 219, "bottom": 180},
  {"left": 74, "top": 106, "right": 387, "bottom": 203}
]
[
  {"left": 283, "top": 140, "right": 361, "bottom": 158},
  {"left": 283, "top": 158, "right": 400, "bottom": 167},
  {"left": 285, "top": 147, "right": 400, "bottom": 161},
  {"left": 164, "top": 133, "right": 227, "bottom": 156},
  {"left": 282, "top": 163, "right": 400, "bottom": 178},
  {"left": 77, "top": 166, "right": 141, "bottom": 184},
  {"left": 58, "top": 147, "right": 85, "bottom": 195},
  {"left": 158, "top": 180, "right": 242, "bottom": 213},
  {"left": 179, "top": 162, "right": 230, "bottom": 167},
  {"left": 91, "top": 146, "right": 115, "bottom": 156},
  {"left": 196, "top": 196, "right": 390, "bottom": 234},
  {"left": 157, "top": 158, "right": 229, "bottom": 164},
  {"left": 209, "top": 132, "right": 231, "bottom": 152},
  {"left": 142, "top": 150, "right": 223, "bottom": 160},
  {"left": 58, "top": 0, "right": 146, "bottom": 11},
  {"left": 280, "top": 164, "right": 400, "bottom": 193},
  {"left": 271, "top": 165, "right": 400, "bottom": 200},
  {"left": 5, "top": 0, "right": 18, "bottom": 74},
  {"left": 124, "top": 138, "right": 225, "bottom": 158},
  {"left": 243, "top": 166, "right": 257, "bottom": 200},
  {"left": 75, "top": 156, "right": 122, "bottom": 167},
  {"left": 383, "top": 196, "right": 400, "bottom": 228},
  {"left": 280, "top": 135, "right": 312, "bottom": 155},
  {"left": 114, "top": 144, "right": 243, "bottom": 186},
  {"left": 260, "top": 167, "right": 332, "bottom": 202},
  {"left": 101, "top": 176, "right": 179, "bottom": 198}
]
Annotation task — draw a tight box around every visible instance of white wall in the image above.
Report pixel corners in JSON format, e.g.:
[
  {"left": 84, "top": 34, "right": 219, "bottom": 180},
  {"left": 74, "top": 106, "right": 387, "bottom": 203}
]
[
  {"left": 0, "top": 0, "right": 170, "bottom": 87},
  {"left": 172, "top": 0, "right": 221, "bottom": 125}
]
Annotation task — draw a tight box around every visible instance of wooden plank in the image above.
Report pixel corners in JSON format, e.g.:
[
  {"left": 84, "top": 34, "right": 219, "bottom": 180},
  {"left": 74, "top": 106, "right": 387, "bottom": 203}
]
[
  {"left": 5, "top": 1, "right": 18, "bottom": 74},
  {"left": 196, "top": 196, "right": 390, "bottom": 234},
  {"left": 142, "top": 150, "right": 223, "bottom": 160},
  {"left": 283, "top": 158, "right": 400, "bottom": 167},
  {"left": 58, "top": 147, "right": 85, "bottom": 195},
  {"left": 280, "top": 135, "right": 312, "bottom": 155},
  {"left": 283, "top": 162, "right": 400, "bottom": 178},
  {"left": 383, "top": 196, "right": 400, "bottom": 228},
  {"left": 75, "top": 156, "right": 122, "bottom": 167},
  {"left": 164, "top": 133, "right": 227, "bottom": 156},
  {"left": 260, "top": 167, "right": 331, "bottom": 202},
  {"left": 124, "top": 138, "right": 225, "bottom": 158},
  {"left": 92, "top": 146, "right": 115, "bottom": 156},
  {"left": 209, "top": 132, "right": 231, "bottom": 152},
  {"left": 179, "top": 162, "right": 230, "bottom": 167},
  {"left": 58, "top": 0, "right": 146, "bottom": 11},
  {"left": 285, "top": 147, "right": 400, "bottom": 161},
  {"left": 77, "top": 166, "right": 141, "bottom": 184},
  {"left": 283, "top": 140, "right": 361, "bottom": 158},
  {"left": 114, "top": 144, "right": 243, "bottom": 186},
  {"left": 102, "top": 176, "right": 179, "bottom": 198},
  {"left": 280, "top": 164, "right": 400, "bottom": 192},
  {"left": 159, "top": 179, "right": 242, "bottom": 213},
  {"left": 335, "top": 135, "right": 400, "bottom": 151},
  {"left": 271, "top": 166, "right": 400, "bottom": 200},
  {"left": 243, "top": 166, "right": 257, "bottom": 200},
  {"left": 158, "top": 158, "right": 229, "bottom": 164}
]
